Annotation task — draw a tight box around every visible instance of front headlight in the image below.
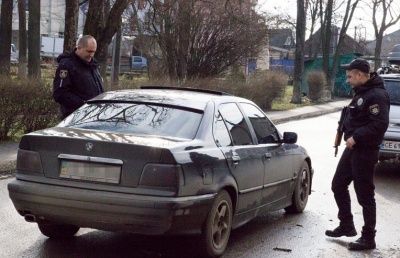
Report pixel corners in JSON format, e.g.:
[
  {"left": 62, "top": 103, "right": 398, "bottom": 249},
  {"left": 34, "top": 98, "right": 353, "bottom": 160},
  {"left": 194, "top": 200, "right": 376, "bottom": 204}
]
[{"left": 16, "top": 149, "right": 43, "bottom": 174}]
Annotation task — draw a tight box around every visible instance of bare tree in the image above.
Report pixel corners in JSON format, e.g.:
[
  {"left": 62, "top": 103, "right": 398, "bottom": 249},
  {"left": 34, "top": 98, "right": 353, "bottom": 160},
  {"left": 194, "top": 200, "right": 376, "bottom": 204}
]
[
  {"left": 18, "top": 0, "right": 27, "bottom": 78},
  {"left": 328, "top": 0, "right": 360, "bottom": 92},
  {"left": 145, "top": 0, "right": 267, "bottom": 80},
  {"left": 370, "top": 0, "right": 400, "bottom": 69},
  {"left": 0, "top": 0, "right": 13, "bottom": 76},
  {"left": 28, "top": 0, "right": 41, "bottom": 79},
  {"left": 83, "top": 0, "right": 131, "bottom": 79},
  {"left": 291, "top": 0, "right": 306, "bottom": 104},
  {"left": 64, "top": 0, "right": 79, "bottom": 52},
  {"left": 306, "top": 0, "right": 320, "bottom": 59}
]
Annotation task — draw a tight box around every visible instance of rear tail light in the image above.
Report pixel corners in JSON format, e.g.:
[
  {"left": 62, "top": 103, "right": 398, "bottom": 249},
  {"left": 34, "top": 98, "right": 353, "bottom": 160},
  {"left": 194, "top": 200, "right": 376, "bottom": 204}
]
[
  {"left": 139, "top": 164, "right": 184, "bottom": 188},
  {"left": 17, "top": 149, "right": 43, "bottom": 174}
]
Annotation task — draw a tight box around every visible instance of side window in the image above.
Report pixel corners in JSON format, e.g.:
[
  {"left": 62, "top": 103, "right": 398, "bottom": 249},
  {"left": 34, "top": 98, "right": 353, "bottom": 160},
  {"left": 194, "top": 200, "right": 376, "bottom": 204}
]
[
  {"left": 214, "top": 112, "right": 232, "bottom": 147},
  {"left": 219, "top": 103, "right": 253, "bottom": 146},
  {"left": 240, "top": 103, "right": 279, "bottom": 144}
]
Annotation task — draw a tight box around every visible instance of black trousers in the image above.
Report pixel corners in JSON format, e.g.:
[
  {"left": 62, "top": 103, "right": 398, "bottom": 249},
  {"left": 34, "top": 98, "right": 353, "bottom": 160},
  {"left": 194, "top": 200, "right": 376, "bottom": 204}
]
[{"left": 331, "top": 146, "right": 379, "bottom": 236}]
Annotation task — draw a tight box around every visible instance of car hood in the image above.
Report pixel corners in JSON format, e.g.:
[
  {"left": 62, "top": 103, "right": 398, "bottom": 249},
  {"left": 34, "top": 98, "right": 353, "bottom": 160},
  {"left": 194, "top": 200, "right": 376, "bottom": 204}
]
[
  {"left": 389, "top": 105, "right": 400, "bottom": 124},
  {"left": 384, "top": 123, "right": 400, "bottom": 140}
]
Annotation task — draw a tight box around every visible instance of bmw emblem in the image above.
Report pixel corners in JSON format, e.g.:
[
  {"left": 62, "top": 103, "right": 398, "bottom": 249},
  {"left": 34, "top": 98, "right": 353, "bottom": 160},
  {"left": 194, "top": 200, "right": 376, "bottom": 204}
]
[{"left": 85, "top": 142, "right": 94, "bottom": 152}]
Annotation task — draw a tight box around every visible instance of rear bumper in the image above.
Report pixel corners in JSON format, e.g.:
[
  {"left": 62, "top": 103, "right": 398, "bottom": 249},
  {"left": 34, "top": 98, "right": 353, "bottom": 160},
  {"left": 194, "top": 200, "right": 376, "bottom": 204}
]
[{"left": 8, "top": 179, "right": 215, "bottom": 235}]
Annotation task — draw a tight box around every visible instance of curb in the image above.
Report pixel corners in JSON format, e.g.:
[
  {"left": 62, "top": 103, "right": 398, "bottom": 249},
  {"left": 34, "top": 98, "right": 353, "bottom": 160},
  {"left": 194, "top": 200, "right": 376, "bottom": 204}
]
[{"left": 0, "top": 161, "right": 16, "bottom": 179}]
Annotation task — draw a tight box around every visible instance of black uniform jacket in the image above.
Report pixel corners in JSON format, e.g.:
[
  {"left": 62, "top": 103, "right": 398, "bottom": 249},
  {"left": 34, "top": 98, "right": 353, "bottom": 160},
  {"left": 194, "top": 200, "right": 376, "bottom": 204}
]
[
  {"left": 53, "top": 49, "right": 104, "bottom": 117},
  {"left": 343, "top": 72, "right": 390, "bottom": 148}
]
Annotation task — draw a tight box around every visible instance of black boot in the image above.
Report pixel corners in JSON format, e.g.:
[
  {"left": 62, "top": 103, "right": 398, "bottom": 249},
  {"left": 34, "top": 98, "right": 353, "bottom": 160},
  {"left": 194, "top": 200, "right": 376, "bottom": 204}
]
[
  {"left": 325, "top": 225, "right": 357, "bottom": 238},
  {"left": 348, "top": 230, "right": 376, "bottom": 250},
  {"left": 348, "top": 237, "right": 376, "bottom": 250}
]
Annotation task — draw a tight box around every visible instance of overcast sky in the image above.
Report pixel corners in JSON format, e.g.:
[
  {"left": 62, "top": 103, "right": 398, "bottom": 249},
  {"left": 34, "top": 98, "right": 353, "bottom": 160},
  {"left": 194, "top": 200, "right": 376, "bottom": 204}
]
[{"left": 257, "top": 0, "right": 400, "bottom": 41}]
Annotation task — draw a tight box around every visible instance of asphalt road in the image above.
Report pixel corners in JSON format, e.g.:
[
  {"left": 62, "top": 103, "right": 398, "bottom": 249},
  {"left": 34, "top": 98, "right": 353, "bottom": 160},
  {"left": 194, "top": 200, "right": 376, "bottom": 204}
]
[{"left": 1, "top": 112, "right": 400, "bottom": 258}]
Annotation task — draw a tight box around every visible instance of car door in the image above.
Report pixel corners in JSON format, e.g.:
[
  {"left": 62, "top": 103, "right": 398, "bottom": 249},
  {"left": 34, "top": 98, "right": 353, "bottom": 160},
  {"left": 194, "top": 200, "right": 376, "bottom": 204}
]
[
  {"left": 215, "top": 103, "right": 264, "bottom": 215},
  {"left": 239, "top": 103, "right": 294, "bottom": 208}
]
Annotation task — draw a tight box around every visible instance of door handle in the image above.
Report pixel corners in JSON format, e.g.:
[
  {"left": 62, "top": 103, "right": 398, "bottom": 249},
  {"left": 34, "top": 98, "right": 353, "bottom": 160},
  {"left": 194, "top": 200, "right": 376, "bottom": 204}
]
[
  {"left": 264, "top": 153, "right": 272, "bottom": 161},
  {"left": 232, "top": 155, "right": 241, "bottom": 165}
]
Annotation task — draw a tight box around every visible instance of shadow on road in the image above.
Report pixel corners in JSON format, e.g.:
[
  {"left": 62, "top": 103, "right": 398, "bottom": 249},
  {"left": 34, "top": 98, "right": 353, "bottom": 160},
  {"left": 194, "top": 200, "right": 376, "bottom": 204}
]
[{"left": 375, "top": 161, "right": 400, "bottom": 205}]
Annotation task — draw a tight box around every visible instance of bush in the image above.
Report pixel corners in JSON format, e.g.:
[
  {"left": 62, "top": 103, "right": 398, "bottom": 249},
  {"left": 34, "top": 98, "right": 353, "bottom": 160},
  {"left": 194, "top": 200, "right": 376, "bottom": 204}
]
[
  {"left": 0, "top": 77, "right": 21, "bottom": 141},
  {"left": 307, "top": 71, "right": 327, "bottom": 102},
  {"left": 18, "top": 81, "right": 60, "bottom": 133},
  {"left": 162, "top": 71, "right": 287, "bottom": 111},
  {"left": 0, "top": 76, "right": 59, "bottom": 141},
  {"left": 244, "top": 71, "right": 287, "bottom": 110}
]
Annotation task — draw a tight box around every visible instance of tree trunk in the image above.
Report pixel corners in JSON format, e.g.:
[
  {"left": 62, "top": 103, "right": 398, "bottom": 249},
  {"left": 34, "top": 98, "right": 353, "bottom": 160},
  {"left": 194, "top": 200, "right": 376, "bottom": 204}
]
[
  {"left": 291, "top": 0, "right": 306, "bottom": 104},
  {"left": 322, "top": 0, "right": 333, "bottom": 86},
  {"left": 64, "top": 0, "right": 79, "bottom": 52},
  {"left": 0, "top": 0, "right": 13, "bottom": 76},
  {"left": 374, "top": 33, "right": 384, "bottom": 71},
  {"left": 111, "top": 25, "right": 122, "bottom": 89},
  {"left": 176, "top": 0, "right": 191, "bottom": 81},
  {"left": 28, "top": 0, "right": 41, "bottom": 80},
  {"left": 18, "top": 0, "right": 28, "bottom": 78},
  {"left": 329, "top": 0, "right": 359, "bottom": 97}
]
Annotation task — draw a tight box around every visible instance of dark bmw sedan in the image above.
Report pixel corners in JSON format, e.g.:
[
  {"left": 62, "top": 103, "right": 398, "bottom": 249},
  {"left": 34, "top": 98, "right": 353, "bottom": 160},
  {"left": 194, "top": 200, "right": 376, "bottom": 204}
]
[{"left": 8, "top": 86, "right": 313, "bottom": 257}]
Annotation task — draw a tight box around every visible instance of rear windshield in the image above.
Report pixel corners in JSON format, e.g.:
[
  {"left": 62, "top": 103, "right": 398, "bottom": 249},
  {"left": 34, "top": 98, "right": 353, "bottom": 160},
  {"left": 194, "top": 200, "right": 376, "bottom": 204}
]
[
  {"left": 58, "top": 103, "right": 203, "bottom": 139},
  {"left": 385, "top": 80, "right": 400, "bottom": 105}
]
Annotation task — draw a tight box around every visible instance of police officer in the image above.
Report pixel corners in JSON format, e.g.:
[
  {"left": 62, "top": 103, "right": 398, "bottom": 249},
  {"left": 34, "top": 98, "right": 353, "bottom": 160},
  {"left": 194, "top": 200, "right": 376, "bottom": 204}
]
[
  {"left": 325, "top": 58, "right": 390, "bottom": 250},
  {"left": 53, "top": 35, "right": 104, "bottom": 119}
]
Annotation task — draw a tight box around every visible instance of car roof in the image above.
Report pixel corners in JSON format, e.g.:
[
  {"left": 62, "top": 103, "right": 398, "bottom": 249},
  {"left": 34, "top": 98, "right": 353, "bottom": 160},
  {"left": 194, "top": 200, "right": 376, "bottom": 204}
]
[{"left": 88, "top": 86, "right": 247, "bottom": 111}]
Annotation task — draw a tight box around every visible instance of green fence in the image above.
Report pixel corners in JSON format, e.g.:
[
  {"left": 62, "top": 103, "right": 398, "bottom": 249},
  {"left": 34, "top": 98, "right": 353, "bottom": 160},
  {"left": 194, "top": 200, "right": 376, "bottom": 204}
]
[{"left": 302, "top": 54, "right": 357, "bottom": 97}]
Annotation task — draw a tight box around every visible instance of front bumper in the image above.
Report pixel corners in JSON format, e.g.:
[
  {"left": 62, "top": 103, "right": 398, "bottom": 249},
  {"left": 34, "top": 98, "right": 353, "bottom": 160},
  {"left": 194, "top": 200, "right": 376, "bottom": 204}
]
[
  {"left": 379, "top": 149, "right": 400, "bottom": 162},
  {"left": 8, "top": 179, "right": 215, "bottom": 235}
]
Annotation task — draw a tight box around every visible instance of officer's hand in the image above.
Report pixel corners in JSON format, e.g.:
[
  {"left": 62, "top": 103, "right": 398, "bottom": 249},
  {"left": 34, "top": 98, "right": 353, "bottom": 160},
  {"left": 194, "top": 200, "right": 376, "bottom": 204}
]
[{"left": 346, "top": 137, "right": 356, "bottom": 149}]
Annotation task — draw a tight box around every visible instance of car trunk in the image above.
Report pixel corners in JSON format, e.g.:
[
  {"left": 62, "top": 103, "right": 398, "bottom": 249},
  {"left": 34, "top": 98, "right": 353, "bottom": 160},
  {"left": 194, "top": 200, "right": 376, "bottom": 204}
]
[{"left": 18, "top": 127, "right": 180, "bottom": 188}]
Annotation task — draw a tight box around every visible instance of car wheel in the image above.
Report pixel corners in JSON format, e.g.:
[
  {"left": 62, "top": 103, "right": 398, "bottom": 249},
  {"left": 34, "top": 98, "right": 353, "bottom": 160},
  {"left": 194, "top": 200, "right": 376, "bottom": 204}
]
[
  {"left": 200, "top": 190, "right": 232, "bottom": 258},
  {"left": 285, "top": 161, "right": 310, "bottom": 213},
  {"left": 38, "top": 222, "right": 80, "bottom": 239}
]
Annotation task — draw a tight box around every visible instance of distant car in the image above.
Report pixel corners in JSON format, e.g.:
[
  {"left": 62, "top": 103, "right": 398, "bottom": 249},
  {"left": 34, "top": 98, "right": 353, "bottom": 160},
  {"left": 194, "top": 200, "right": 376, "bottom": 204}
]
[
  {"left": 11, "top": 44, "right": 18, "bottom": 64},
  {"left": 388, "top": 44, "right": 400, "bottom": 66},
  {"left": 379, "top": 74, "right": 400, "bottom": 163},
  {"left": 8, "top": 87, "right": 313, "bottom": 257},
  {"left": 131, "top": 56, "right": 147, "bottom": 71}
]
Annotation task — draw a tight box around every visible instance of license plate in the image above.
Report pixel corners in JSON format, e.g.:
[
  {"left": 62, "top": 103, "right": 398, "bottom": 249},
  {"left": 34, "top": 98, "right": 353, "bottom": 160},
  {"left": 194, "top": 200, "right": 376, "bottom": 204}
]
[
  {"left": 381, "top": 141, "right": 400, "bottom": 150},
  {"left": 60, "top": 160, "right": 121, "bottom": 184}
]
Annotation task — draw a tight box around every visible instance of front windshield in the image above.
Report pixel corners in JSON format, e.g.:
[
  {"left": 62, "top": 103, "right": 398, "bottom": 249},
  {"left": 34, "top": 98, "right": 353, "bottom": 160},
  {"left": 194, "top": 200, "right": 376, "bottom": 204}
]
[
  {"left": 385, "top": 80, "right": 400, "bottom": 105},
  {"left": 58, "top": 103, "right": 203, "bottom": 140}
]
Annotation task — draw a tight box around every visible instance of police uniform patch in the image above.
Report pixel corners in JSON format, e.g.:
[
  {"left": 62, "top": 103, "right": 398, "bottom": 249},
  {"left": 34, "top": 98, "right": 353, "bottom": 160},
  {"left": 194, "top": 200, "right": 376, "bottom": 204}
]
[
  {"left": 59, "top": 70, "right": 68, "bottom": 79},
  {"left": 357, "top": 98, "right": 363, "bottom": 106},
  {"left": 369, "top": 104, "right": 379, "bottom": 115}
]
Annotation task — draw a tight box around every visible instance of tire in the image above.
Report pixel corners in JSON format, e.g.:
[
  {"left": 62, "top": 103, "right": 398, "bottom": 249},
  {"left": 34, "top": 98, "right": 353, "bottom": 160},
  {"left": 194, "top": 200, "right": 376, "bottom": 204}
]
[
  {"left": 200, "top": 190, "right": 233, "bottom": 258},
  {"left": 38, "top": 223, "right": 80, "bottom": 239},
  {"left": 285, "top": 161, "right": 310, "bottom": 213}
]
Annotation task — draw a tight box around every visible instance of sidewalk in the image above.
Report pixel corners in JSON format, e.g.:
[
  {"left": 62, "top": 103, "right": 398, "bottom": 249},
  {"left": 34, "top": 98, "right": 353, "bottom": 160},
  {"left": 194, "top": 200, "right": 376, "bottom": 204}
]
[{"left": 0, "top": 98, "right": 350, "bottom": 177}]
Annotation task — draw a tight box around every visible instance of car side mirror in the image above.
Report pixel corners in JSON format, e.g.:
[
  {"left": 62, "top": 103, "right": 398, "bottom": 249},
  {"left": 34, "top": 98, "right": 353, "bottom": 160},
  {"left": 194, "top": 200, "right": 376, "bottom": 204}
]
[{"left": 282, "top": 132, "right": 297, "bottom": 144}]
